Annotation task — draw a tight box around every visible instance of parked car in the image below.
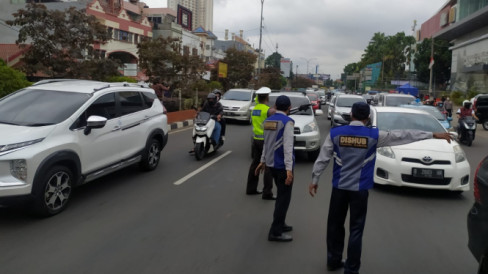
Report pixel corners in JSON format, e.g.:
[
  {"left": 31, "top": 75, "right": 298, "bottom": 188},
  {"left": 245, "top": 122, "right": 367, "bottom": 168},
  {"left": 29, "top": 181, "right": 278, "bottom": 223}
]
[
  {"left": 372, "top": 107, "right": 470, "bottom": 192},
  {"left": 268, "top": 92, "right": 322, "bottom": 160},
  {"left": 0, "top": 79, "right": 169, "bottom": 216},
  {"left": 330, "top": 94, "right": 367, "bottom": 127},
  {"left": 468, "top": 155, "right": 488, "bottom": 274},
  {"left": 220, "top": 88, "right": 255, "bottom": 124},
  {"left": 473, "top": 94, "right": 488, "bottom": 130},
  {"left": 400, "top": 104, "right": 452, "bottom": 130},
  {"left": 316, "top": 89, "right": 327, "bottom": 105},
  {"left": 376, "top": 93, "right": 415, "bottom": 106}
]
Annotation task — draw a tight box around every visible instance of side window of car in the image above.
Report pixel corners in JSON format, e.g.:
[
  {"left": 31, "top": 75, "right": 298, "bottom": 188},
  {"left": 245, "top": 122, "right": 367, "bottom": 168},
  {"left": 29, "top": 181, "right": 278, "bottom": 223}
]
[
  {"left": 119, "top": 91, "right": 144, "bottom": 115},
  {"left": 141, "top": 92, "right": 157, "bottom": 108},
  {"left": 71, "top": 93, "right": 117, "bottom": 129}
]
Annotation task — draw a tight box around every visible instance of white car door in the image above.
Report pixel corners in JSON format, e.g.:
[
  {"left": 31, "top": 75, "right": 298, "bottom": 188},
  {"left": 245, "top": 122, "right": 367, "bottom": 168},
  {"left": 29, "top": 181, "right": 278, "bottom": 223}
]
[{"left": 74, "top": 92, "right": 122, "bottom": 173}]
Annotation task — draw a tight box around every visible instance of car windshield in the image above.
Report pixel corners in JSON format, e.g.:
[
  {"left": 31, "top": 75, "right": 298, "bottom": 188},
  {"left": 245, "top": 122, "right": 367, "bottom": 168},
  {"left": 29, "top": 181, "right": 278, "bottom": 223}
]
[
  {"left": 376, "top": 112, "right": 445, "bottom": 132},
  {"left": 0, "top": 89, "right": 91, "bottom": 126},
  {"left": 385, "top": 96, "right": 415, "bottom": 106},
  {"left": 269, "top": 95, "right": 312, "bottom": 116},
  {"left": 417, "top": 107, "right": 446, "bottom": 120},
  {"left": 336, "top": 97, "right": 365, "bottom": 107},
  {"left": 222, "top": 90, "right": 252, "bottom": 101}
]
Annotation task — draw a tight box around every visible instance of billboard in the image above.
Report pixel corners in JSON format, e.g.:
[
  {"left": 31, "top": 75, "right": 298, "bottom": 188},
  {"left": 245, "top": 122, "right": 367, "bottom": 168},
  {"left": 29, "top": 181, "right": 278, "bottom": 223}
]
[
  {"left": 280, "top": 58, "right": 291, "bottom": 78},
  {"left": 218, "top": 62, "right": 228, "bottom": 78},
  {"left": 177, "top": 5, "right": 193, "bottom": 31}
]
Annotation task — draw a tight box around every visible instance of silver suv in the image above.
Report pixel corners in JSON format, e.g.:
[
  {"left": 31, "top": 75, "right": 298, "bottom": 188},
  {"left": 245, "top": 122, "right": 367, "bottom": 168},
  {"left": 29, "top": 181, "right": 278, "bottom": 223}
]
[{"left": 0, "top": 80, "right": 168, "bottom": 216}]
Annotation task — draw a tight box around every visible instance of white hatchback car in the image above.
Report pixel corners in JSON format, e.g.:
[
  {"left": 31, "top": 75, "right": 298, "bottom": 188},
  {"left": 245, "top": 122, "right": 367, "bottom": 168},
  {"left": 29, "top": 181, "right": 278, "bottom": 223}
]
[
  {"left": 0, "top": 80, "right": 169, "bottom": 216},
  {"left": 372, "top": 107, "right": 470, "bottom": 192},
  {"left": 220, "top": 88, "right": 255, "bottom": 124},
  {"left": 268, "top": 92, "right": 322, "bottom": 160}
]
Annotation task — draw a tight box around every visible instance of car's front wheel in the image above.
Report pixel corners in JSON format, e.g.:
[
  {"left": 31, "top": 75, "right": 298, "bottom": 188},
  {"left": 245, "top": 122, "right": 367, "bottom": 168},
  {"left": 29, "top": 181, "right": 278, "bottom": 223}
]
[
  {"left": 483, "top": 120, "right": 488, "bottom": 131},
  {"left": 32, "top": 165, "right": 73, "bottom": 217},
  {"left": 140, "top": 138, "right": 161, "bottom": 171}
]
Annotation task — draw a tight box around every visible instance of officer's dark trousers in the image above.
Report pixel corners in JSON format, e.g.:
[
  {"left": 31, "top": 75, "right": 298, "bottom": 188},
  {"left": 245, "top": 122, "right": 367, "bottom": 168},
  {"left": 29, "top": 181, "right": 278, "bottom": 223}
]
[
  {"left": 269, "top": 168, "right": 293, "bottom": 236},
  {"left": 327, "top": 187, "right": 369, "bottom": 274},
  {"left": 246, "top": 139, "right": 273, "bottom": 195}
]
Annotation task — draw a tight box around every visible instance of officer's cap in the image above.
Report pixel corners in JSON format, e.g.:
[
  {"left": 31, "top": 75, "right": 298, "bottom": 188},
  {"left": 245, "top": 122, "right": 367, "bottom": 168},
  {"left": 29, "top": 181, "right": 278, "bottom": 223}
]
[
  {"left": 275, "top": 95, "right": 291, "bottom": 111},
  {"left": 351, "top": 102, "right": 370, "bottom": 120},
  {"left": 256, "top": 87, "right": 271, "bottom": 94}
]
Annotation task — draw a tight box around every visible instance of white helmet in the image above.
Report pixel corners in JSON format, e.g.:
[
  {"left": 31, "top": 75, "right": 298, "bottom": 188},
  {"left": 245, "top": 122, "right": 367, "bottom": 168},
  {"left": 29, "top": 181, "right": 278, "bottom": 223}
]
[
  {"left": 256, "top": 87, "right": 271, "bottom": 94},
  {"left": 463, "top": 100, "right": 471, "bottom": 108}
]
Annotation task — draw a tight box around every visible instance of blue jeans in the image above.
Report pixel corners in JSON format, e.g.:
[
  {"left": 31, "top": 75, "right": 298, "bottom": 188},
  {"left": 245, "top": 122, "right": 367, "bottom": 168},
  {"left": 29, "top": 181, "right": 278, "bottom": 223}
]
[{"left": 211, "top": 120, "right": 221, "bottom": 144}]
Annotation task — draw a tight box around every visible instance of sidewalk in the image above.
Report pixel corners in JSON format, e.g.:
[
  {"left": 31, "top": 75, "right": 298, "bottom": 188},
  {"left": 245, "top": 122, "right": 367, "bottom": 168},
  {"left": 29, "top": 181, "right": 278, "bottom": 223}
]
[{"left": 167, "top": 109, "right": 196, "bottom": 131}]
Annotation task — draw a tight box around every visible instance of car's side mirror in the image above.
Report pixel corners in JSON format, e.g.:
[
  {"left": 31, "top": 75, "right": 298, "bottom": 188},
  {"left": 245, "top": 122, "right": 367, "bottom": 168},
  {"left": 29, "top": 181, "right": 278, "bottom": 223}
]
[{"left": 84, "top": 115, "right": 108, "bottom": 135}]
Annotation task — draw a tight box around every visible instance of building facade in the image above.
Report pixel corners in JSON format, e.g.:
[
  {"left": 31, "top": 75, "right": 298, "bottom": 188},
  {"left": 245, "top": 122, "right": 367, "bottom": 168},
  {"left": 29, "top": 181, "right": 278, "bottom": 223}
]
[{"left": 421, "top": 0, "right": 488, "bottom": 92}]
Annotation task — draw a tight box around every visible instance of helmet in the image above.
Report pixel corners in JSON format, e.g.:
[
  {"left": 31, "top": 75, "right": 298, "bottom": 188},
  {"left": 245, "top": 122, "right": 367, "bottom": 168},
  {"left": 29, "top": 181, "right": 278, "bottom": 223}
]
[
  {"left": 207, "top": 93, "right": 217, "bottom": 106},
  {"left": 463, "top": 100, "right": 472, "bottom": 108},
  {"left": 255, "top": 87, "right": 271, "bottom": 94},
  {"left": 213, "top": 89, "right": 222, "bottom": 96}
]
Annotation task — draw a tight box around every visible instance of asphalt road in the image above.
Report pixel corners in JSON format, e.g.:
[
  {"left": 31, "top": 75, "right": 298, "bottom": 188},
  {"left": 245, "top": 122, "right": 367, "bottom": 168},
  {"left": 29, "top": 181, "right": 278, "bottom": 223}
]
[{"left": 0, "top": 105, "right": 486, "bottom": 274}]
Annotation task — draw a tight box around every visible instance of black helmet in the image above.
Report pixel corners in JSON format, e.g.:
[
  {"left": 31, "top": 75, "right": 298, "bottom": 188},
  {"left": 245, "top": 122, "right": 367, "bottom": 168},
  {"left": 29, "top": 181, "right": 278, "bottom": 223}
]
[
  {"left": 213, "top": 89, "right": 222, "bottom": 96},
  {"left": 207, "top": 93, "right": 217, "bottom": 106}
]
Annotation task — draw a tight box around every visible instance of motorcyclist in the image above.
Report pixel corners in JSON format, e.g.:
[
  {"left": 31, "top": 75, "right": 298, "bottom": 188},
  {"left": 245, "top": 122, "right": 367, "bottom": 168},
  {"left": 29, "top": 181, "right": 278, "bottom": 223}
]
[
  {"left": 213, "top": 89, "right": 226, "bottom": 140},
  {"left": 200, "top": 93, "right": 224, "bottom": 147},
  {"left": 456, "top": 100, "right": 479, "bottom": 139},
  {"left": 457, "top": 100, "right": 479, "bottom": 120}
]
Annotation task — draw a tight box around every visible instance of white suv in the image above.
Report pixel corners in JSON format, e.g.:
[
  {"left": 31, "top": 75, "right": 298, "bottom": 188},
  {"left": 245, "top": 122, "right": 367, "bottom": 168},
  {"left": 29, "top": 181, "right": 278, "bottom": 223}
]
[{"left": 0, "top": 80, "right": 168, "bottom": 216}]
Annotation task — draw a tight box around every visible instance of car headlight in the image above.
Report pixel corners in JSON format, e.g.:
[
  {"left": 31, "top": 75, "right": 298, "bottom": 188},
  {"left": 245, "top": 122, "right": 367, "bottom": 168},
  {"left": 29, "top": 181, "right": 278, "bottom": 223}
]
[
  {"left": 10, "top": 159, "right": 27, "bottom": 181},
  {"left": 377, "top": 146, "right": 395, "bottom": 159},
  {"left": 303, "top": 121, "right": 318, "bottom": 133},
  {"left": 240, "top": 105, "right": 249, "bottom": 112},
  {"left": 453, "top": 145, "right": 466, "bottom": 163},
  {"left": 0, "top": 138, "right": 44, "bottom": 154},
  {"left": 196, "top": 126, "right": 207, "bottom": 132}
]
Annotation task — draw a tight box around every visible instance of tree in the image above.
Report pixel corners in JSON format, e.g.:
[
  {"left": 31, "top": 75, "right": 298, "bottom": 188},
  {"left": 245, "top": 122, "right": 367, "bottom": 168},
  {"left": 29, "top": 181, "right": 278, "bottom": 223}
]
[
  {"left": 220, "top": 47, "right": 257, "bottom": 89},
  {"left": 7, "top": 3, "right": 119, "bottom": 79},
  {"left": 0, "top": 60, "right": 31, "bottom": 98},
  {"left": 414, "top": 38, "right": 451, "bottom": 88},
  {"left": 265, "top": 52, "right": 283, "bottom": 69},
  {"left": 258, "top": 67, "right": 284, "bottom": 90}
]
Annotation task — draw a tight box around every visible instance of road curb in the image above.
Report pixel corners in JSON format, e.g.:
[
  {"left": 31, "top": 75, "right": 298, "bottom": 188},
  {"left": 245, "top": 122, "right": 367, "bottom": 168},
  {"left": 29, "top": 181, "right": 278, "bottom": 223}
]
[{"left": 170, "top": 119, "right": 194, "bottom": 131}]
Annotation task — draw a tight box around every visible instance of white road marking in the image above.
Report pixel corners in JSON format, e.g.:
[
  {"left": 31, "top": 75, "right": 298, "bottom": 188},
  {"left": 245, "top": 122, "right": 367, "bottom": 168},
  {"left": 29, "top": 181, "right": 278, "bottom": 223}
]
[
  {"left": 173, "top": 150, "right": 232, "bottom": 185},
  {"left": 169, "top": 127, "right": 192, "bottom": 134}
]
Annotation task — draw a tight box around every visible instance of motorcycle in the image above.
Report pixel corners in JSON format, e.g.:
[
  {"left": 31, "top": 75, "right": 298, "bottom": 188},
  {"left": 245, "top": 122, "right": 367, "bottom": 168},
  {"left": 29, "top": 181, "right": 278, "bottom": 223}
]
[
  {"left": 192, "top": 111, "right": 223, "bottom": 160},
  {"left": 458, "top": 116, "right": 477, "bottom": 146}
]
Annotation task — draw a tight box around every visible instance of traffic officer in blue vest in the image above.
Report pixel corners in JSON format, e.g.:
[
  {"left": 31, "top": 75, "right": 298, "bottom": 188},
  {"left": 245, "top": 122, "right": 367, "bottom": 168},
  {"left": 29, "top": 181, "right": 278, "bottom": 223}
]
[
  {"left": 247, "top": 87, "right": 275, "bottom": 199},
  {"left": 309, "top": 102, "right": 453, "bottom": 273},
  {"left": 256, "top": 95, "right": 295, "bottom": 242}
]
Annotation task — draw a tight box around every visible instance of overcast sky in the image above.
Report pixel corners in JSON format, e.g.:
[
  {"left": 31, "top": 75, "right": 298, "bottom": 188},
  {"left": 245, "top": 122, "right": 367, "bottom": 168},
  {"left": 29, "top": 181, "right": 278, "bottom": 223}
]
[{"left": 143, "top": 0, "right": 447, "bottom": 79}]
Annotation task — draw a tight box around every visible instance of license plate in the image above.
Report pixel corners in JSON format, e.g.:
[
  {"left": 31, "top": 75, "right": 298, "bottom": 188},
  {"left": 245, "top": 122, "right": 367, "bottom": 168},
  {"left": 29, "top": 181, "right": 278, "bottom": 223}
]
[
  {"left": 224, "top": 112, "right": 232, "bottom": 116},
  {"left": 412, "top": 168, "right": 444, "bottom": 179}
]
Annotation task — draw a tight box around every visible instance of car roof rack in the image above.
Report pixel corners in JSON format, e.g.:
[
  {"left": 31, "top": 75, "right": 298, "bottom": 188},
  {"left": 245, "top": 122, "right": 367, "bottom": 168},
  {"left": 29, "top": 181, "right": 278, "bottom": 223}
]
[{"left": 31, "top": 79, "right": 80, "bottom": 86}]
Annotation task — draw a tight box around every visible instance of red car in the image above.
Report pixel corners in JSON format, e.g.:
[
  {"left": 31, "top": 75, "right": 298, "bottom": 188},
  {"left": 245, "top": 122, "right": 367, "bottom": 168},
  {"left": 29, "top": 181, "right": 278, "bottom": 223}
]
[{"left": 306, "top": 92, "right": 320, "bottom": 113}]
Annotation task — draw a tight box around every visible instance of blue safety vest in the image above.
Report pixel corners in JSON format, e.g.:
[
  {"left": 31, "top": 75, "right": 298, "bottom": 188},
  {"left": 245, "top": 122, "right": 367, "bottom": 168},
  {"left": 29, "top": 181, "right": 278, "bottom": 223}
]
[
  {"left": 263, "top": 113, "right": 295, "bottom": 170},
  {"left": 330, "top": 125, "right": 379, "bottom": 191}
]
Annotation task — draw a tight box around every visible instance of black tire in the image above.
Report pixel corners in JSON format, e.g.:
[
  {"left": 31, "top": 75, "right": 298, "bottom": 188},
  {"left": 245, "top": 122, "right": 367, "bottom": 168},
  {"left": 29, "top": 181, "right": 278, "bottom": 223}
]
[
  {"left": 483, "top": 120, "right": 488, "bottom": 131},
  {"left": 195, "top": 142, "right": 205, "bottom": 160},
  {"left": 308, "top": 149, "right": 320, "bottom": 161},
  {"left": 140, "top": 138, "right": 161, "bottom": 171},
  {"left": 31, "top": 165, "right": 73, "bottom": 217},
  {"left": 467, "top": 131, "right": 473, "bottom": 147}
]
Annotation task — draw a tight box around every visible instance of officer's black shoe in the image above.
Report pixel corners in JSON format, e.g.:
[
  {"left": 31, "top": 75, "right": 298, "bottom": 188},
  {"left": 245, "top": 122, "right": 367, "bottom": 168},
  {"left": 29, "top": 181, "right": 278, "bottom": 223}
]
[
  {"left": 283, "top": 225, "right": 293, "bottom": 232},
  {"left": 262, "top": 195, "right": 276, "bottom": 200},
  {"left": 268, "top": 233, "right": 292, "bottom": 242},
  {"left": 326, "top": 261, "right": 345, "bottom": 271}
]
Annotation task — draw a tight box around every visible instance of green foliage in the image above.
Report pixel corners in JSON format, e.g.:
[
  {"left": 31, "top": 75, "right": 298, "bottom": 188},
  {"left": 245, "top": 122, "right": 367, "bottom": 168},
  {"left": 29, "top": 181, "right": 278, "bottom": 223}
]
[
  {"left": 0, "top": 60, "right": 32, "bottom": 98},
  {"left": 7, "top": 3, "right": 115, "bottom": 79},
  {"left": 208, "top": 81, "right": 223, "bottom": 90},
  {"left": 265, "top": 52, "right": 283, "bottom": 69},
  {"left": 220, "top": 47, "right": 257, "bottom": 90},
  {"left": 414, "top": 38, "right": 451, "bottom": 86},
  {"left": 258, "top": 67, "right": 284, "bottom": 90},
  {"left": 183, "top": 98, "right": 195, "bottom": 110},
  {"left": 105, "top": 76, "right": 137, "bottom": 83}
]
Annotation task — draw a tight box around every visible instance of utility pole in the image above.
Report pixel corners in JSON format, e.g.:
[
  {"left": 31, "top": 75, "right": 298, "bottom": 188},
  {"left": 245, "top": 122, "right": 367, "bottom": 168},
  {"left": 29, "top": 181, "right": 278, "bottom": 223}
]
[
  {"left": 428, "top": 37, "right": 434, "bottom": 95},
  {"left": 257, "top": 0, "right": 264, "bottom": 78}
]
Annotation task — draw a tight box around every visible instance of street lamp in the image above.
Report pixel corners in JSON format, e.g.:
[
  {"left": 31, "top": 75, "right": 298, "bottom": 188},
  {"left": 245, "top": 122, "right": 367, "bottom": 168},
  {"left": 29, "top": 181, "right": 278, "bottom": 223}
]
[{"left": 300, "top": 57, "right": 317, "bottom": 75}]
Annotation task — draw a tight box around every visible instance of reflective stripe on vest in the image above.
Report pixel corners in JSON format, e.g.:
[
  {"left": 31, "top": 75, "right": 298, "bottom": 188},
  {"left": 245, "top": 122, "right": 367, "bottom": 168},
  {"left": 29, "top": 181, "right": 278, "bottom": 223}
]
[{"left": 252, "top": 103, "right": 269, "bottom": 140}]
